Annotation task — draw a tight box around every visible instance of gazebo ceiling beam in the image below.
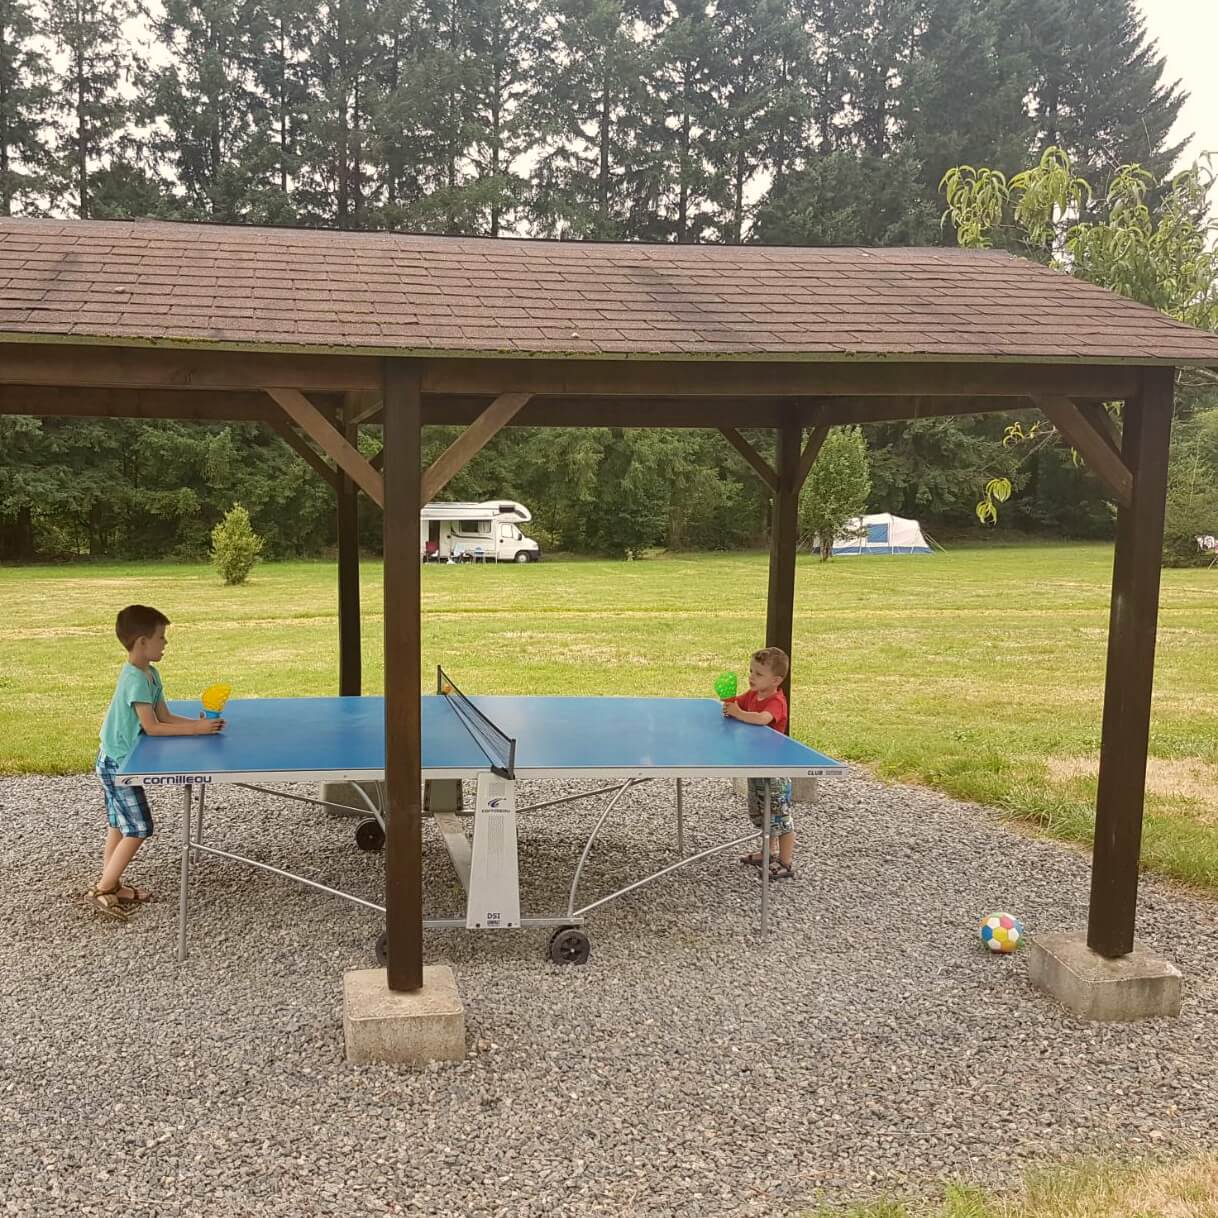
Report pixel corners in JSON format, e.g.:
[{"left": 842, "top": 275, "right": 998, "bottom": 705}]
[
  {"left": 0, "top": 344, "right": 380, "bottom": 391},
  {"left": 810, "top": 395, "right": 1033, "bottom": 426},
  {"left": 1038, "top": 395, "right": 1134, "bottom": 509},
  {"left": 420, "top": 358, "right": 1141, "bottom": 400},
  {"left": 0, "top": 385, "right": 278, "bottom": 420},
  {"left": 0, "top": 342, "right": 1143, "bottom": 400},
  {"left": 415, "top": 394, "right": 1043, "bottom": 430}
]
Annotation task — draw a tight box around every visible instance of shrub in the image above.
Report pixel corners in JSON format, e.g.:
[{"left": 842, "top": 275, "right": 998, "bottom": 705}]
[{"left": 210, "top": 503, "right": 264, "bottom": 585}]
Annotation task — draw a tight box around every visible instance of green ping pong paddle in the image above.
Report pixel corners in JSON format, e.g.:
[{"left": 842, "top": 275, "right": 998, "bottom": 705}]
[{"left": 714, "top": 672, "right": 737, "bottom": 700}]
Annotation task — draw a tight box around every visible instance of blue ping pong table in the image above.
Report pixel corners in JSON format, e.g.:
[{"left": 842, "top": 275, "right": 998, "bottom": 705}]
[{"left": 118, "top": 679, "right": 844, "bottom": 965}]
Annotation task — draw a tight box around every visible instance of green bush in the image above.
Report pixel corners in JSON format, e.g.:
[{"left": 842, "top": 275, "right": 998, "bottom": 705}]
[
  {"left": 210, "top": 503, "right": 264, "bottom": 585},
  {"left": 1162, "top": 425, "right": 1218, "bottom": 568}
]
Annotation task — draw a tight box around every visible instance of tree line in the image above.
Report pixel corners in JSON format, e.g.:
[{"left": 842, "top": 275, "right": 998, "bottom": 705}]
[
  {"left": 1, "top": 0, "right": 1186, "bottom": 240},
  {"left": 0, "top": 0, "right": 1215, "bottom": 563}
]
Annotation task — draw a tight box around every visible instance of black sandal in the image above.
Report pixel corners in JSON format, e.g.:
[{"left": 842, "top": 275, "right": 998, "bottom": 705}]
[
  {"left": 768, "top": 862, "right": 795, "bottom": 881},
  {"left": 739, "top": 851, "right": 764, "bottom": 867}
]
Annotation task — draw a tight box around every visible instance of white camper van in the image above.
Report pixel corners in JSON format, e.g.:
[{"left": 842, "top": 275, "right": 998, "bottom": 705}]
[{"left": 420, "top": 501, "right": 541, "bottom": 563}]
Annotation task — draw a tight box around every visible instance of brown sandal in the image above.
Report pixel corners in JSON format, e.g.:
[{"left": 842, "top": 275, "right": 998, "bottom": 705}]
[
  {"left": 84, "top": 885, "right": 129, "bottom": 920},
  {"left": 113, "top": 883, "right": 152, "bottom": 904}
]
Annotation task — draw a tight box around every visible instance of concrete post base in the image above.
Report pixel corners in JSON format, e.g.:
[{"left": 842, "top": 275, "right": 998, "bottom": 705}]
[
  {"left": 1028, "top": 931, "right": 1183, "bottom": 1022},
  {"left": 320, "top": 781, "right": 378, "bottom": 819},
  {"left": 732, "top": 776, "right": 819, "bottom": 804},
  {"left": 343, "top": 966, "right": 465, "bottom": 1064},
  {"left": 424, "top": 778, "right": 463, "bottom": 813}
]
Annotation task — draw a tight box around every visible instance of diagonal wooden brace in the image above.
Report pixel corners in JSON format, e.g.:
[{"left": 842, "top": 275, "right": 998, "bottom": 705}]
[
  {"left": 345, "top": 391, "right": 383, "bottom": 427},
  {"left": 1075, "top": 400, "right": 1123, "bottom": 457},
  {"left": 720, "top": 427, "right": 778, "bottom": 493},
  {"left": 266, "top": 387, "right": 385, "bottom": 507},
  {"left": 1038, "top": 395, "right": 1134, "bottom": 509},
  {"left": 420, "top": 392, "right": 532, "bottom": 504},
  {"left": 796, "top": 425, "right": 830, "bottom": 491},
  {"left": 269, "top": 420, "right": 339, "bottom": 490}
]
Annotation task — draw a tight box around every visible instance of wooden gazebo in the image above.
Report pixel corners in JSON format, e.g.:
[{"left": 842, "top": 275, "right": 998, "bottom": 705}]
[{"left": 4, "top": 219, "right": 1218, "bottom": 996}]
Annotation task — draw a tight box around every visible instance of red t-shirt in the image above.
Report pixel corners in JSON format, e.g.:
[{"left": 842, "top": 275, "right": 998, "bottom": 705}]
[{"left": 731, "top": 688, "right": 788, "bottom": 735}]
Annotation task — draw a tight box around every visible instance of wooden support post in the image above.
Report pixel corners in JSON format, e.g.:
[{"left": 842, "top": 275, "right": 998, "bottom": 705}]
[
  {"left": 765, "top": 417, "right": 801, "bottom": 713},
  {"left": 336, "top": 396, "right": 362, "bottom": 697},
  {"left": 381, "top": 360, "right": 424, "bottom": 992},
  {"left": 1087, "top": 368, "right": 1174, "bottom": 959}
]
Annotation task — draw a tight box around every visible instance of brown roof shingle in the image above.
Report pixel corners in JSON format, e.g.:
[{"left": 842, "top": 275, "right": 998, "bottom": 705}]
[{"left": 0, "top": 217, "right": 1216, "bottom": 365}]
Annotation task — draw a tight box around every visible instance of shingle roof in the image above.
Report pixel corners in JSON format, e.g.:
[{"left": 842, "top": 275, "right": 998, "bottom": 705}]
[{"left": 1, "top": 217, "right": 1216, "bottom": 366}]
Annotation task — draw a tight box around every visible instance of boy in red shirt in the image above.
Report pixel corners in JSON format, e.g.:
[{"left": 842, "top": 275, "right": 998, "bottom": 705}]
[{"left": 723, "top": 646, "right": 795, "bottom": 879}]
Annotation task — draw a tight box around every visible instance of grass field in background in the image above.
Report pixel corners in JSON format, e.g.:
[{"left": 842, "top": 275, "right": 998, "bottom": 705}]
[
  {"left": 2, "top": 543, "right": 1217, "bottom": 888},
  {"left": 4, "top": 545, "right": 1217, "bottom": 1211},
  {"left": 805, "top": 1152, "right": 1218, "bottom": 1218}
]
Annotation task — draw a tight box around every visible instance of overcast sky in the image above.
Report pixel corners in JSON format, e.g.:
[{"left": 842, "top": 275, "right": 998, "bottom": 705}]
[{"left": 1139, "top": 0, "right": 1218, "bottom": 170}]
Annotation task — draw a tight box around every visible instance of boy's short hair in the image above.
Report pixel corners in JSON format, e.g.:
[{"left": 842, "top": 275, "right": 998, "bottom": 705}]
[
  {"left": 115, "top": 605, "right": 170, "bottom": 650},
  {"left": 752, "top": 646, "right": 790, "bottom": 680}
]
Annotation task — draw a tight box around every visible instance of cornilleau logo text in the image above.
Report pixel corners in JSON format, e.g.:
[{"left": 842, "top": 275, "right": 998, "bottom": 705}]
[{"left": 141, "top": 774, "right": 213, "bottom": 786}]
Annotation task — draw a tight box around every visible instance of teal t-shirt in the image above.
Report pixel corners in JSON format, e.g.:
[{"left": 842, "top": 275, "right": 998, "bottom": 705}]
[{"left": 99, "top": 662, "right": 164, "bottom": 765}]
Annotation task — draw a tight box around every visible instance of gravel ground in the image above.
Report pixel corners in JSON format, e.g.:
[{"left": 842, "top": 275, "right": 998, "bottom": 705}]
[{"left": 3, "top": 767, "right": 1217, "bottom": 1218}]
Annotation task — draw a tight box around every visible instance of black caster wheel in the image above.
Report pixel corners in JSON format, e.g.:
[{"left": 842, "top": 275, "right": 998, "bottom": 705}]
[
  {"left": 548, "top": 926, "right": 591, "bottom": 966},
  {"left": 355, "top": 817, "right": 385, "bottom": 852},
  {"left": 374, "top": 931, "right": 388, "bottom": 967}
]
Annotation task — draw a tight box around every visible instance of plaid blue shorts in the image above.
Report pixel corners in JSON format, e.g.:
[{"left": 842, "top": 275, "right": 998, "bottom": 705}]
[
  {"left": 96, "top": 751, "right": 154, "bottom": 839},
  {"left": 746, "top": 777, "right": 794, "bottom": 836}
]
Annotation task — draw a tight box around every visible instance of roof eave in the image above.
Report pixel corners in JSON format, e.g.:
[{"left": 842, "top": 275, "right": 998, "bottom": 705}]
[{"left": 1, "top": 330, "right": 1215, "bottom": 369}]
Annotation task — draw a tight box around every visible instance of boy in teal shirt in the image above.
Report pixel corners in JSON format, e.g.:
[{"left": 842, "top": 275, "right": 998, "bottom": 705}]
[{"left": 88, "top": 604, "right": 224, "bottom": 919}]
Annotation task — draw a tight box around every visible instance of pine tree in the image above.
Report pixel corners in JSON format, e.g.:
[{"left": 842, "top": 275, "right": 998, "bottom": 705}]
[
  {"left": 707, "top": 0, "right": 796, "bottom": 243},
  {"left": 751, "top": 148, "right": 939, "bottom": 246},
  {"left": 833, "top": 0, "right": 919, "bottom": 156},
  {"left": 1026, "top": 0, "right": 1186, "bottom": 189},
  {"left": 802, "top": 0, "right": 850, "bottom": 154},
  {"left": 647, "top": 0, "right": 720, "bottom": 242},
  {"left": 389, "top": 0, "right": 484, "bottom": 233},
  {"left": 527, "top": 0, "right": 653, "bottom": 240},
  {"left": 462, "top": 0, "right": 540, "bottom": 235},
  {"left": 297, "top": 0, "right": 383, "bottom": 226},
  {"left": 244, "top": 0, "right": 314, "bottom": 222},
  {"left": 44, "top": 0, "right": 140, "bottom": 218},
  {"left": 149, "top": 0, "right": 261, "bottom": 220},
  {"left": 901, "top": 0, "right": 1034, "bottom": 197},
  {"left": 0, "top": 0, "right": 51, "bottom": 214}
]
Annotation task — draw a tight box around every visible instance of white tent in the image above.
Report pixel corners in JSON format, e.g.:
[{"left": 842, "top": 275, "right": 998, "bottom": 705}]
[{"left": 830, "top": 512, "right": 933, "bottom": 556}]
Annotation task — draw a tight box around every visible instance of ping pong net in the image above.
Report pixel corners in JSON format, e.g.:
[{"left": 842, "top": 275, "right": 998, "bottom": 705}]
[{"left": 436, "top": 666, "right": 517, "bottom": 779}]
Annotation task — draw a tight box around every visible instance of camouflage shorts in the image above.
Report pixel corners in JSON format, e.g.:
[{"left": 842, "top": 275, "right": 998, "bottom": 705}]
[{"left": 746, "top": 777, "right": 794, "bottom": 836}]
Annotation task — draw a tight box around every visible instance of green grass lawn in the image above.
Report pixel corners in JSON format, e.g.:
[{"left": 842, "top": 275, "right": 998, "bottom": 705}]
[{"left": 3, "top": 543, "right": 1217, "bottom": 887}]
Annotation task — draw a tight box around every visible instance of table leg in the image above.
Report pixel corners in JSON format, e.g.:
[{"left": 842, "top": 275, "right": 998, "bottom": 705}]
[
  {"left": 193, "top": 784, "right": 206, "bottom": 862},
  {"left": 761, "top": 786, "right": 771, "bottom": 936},
  {"left": 675, "top": 778, "right": 684, "bottom": 856},
  {"left": 178, "top": 784, "right": 192, "bottom": 963}
]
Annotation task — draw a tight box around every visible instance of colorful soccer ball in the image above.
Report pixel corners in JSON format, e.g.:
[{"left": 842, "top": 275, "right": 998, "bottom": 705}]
[{"left": 978, "top": 911, "right": 1024, "bottom": 953}]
